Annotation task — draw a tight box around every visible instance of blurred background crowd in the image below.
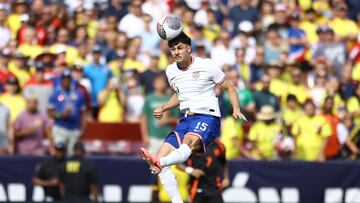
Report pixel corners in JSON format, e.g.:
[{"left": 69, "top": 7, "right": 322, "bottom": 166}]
[{"left": 0, "top": 0, "right": 359, "bottom": 162}]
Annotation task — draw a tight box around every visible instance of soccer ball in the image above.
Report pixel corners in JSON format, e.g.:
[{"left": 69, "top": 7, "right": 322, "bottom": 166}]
[{"left": 157, "top": 15, "right": 182, "bottom": 40}]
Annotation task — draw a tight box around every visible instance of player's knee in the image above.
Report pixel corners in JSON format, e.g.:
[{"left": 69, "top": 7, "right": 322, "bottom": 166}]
[{"left": 183, "top": 133, "right": 201, "bottom": 149}]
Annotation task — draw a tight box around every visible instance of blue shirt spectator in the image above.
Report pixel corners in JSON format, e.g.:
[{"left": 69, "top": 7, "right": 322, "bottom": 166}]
[
  {"left": 84, "top": 45, "right": 112, "bottom": 107},
  {"left": 48, "top": 71, "right": 86, "bottom": 130},
  {"left": 229, "top": 1, "right": 259, "bottom": 35}
]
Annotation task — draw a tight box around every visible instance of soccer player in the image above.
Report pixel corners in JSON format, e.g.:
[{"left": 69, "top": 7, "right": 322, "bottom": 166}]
[
  {"left": 178, "top": 139, "right": 230, "bottom": 203},
  {"left": 139, "top": 32, "right": 246, "bottom": 203}
]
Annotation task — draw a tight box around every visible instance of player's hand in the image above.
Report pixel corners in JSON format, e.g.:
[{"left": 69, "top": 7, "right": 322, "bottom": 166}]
[
  {"left": 153, "top": 106, "right": 165, "bottom": 120},
  {"left": 232, "top": 109, "right": 247, "bottom": 122},
  {"left": 222, "top": 177, "right": 231, "bottom": 189},
  {"left": 191, "top": 169, "right": 205, "bottom": 178}
]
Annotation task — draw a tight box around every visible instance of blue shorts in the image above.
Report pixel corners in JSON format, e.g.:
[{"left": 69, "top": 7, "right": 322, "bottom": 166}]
[{"left": 164, "top": 114, "right": 221, "bottom": 150}]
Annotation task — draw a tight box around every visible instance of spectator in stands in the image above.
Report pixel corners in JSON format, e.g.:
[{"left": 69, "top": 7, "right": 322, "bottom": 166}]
[
  {"left": 347, "top": 83, "right": 360, "bottom": 127},
  {"left": 211, "top": 31, "right": 235, "bottom": 68},
  {"left": 253, "top": 74, "right": 280, "bottom": 112},
  {"left": 103, "top": 0, "right": 128, "bottom": 21},
  {"left": 50, "top": 28, "right": 79, "bottom": 66},
  {"left": 97, "top": 77, "right": 126, "bottom": 123},
  {"left": 343, "top": 114, "right": 360, "bottom": 160},
  {"left": 288, "top": 12, "right": 306, "bottom": 61},
  {"left": 228, "top": 0, "right": 259, "bottom": 34},
  {"left": 0, "top": 48, "right": 15, "bottom": 91},
  {"left": 264, "top": 29, "right": 287, "bottom": 64},
  {"left": 292, "top": 99, "right": 331, "bottom": 161},
  {"left": 321, "top": 96, "right": 342, "bottom": 160},
  {"left": 328, "top": 3, "right": 358, "bottom": 41},
  {"left": 124, "top": 76, "right": 144, "bottom": 123},
  {"left": 140, "top": 74, "right": 178, "bottom": 153},
  {"left": 139, "top": 53, "right": 164, "bottom": 95},
  {"left": 48, "top": 70, "right": 86, "bottom": 156},
  {"left": 14, "top": 97, "right": 52, "bottom": 156},
  {"left": 0, "top": 6, "right": 11, "bottom": 49},
  {"left": 83, "top": 44, "right": 112, "bottom": 119},
  {"left": 312, "top": 25, "right": 346, "bottom": 77},
  {"left": 0, "top": 101, "right": 10, "bottom": 155},
  {"left": 8, "top": 51, "right": 30, "bottom": 87},
  {"left": 268, "top": 3, "right": 290, "bottom": 40},
  {"left": 118, "top": 1, "right": 145, "bottom": 38},
  {"left": 59, "top": 141, "right": 99, "bottom": 201},
  {"left": 286, "top": 64, "right": 310, "bottom": 105},
  {"left": 248, "top": 105, "right": 281, "bottom": 160},
  {"left": 140, "top": 14, "right": 160, "bottom": 56},
  {"left": 23, "top": 62, "right": 54, "bottom": 113},
  {"left": 32, "top": 142, "right": 66, "bottom": 201},
  {"left": 282, "top": 94, "right": 303, "bottom": 133},
  {"left": 0, "top": 76, "right": 26, "bottom": 123},
  {"left": 71, "top": 64, "right": 93, "bottom": 122}
]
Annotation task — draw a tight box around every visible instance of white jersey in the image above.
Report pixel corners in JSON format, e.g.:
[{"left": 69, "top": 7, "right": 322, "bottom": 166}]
[{"left": 166, "top": 57, "right": 225, "bottom": 117}]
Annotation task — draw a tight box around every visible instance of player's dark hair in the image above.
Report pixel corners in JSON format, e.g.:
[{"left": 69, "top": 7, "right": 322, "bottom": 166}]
[{"left": 168, "top": 32, "right": 191, "bottom": 48}]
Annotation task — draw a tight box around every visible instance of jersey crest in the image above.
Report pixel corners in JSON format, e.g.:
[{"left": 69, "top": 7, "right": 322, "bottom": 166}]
[{"left": 192, "top": 71, "right": 200, "bottom": 79}]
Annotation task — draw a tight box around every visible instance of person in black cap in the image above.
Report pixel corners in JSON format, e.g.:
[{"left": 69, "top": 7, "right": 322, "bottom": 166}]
[
  {"left": 59, "top": 141, "right": 99, "bottom": 201},
  {"left": 32, "top": 142, "right": 66, "bottom": 201}
]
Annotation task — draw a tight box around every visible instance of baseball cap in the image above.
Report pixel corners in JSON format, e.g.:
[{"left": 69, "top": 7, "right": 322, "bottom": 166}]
[
  {"left": 55, "top": 142, "right": 66, "bottom": 151},
  {"left": 275, "top": 3, "right": 286, "bottom": 12},
  {"left": 316, "top": 25, "right": 334, "bottom": 34},
  {"left": 92, "top": 44, "right": 102, "bottom": 53},
  {"left": 73, "top": 141, "right": 85, "bottom": 152},
  {"left": 6, "top": 76, "right": 19, "bottom": 85},
  {"left": 60, "top": 69, "right": 71, "bottom": 78}
]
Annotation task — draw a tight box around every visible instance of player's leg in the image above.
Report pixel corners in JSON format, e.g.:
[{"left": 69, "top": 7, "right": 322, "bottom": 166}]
[
  {"left": 159, "top": 133, "right": 200, "bottom": 167},
  {"left": 156, "top": 141, "right": 183, "bottom": 203},
  {"left": 141, "top": 133, "right": 185, "bottom": 203}
]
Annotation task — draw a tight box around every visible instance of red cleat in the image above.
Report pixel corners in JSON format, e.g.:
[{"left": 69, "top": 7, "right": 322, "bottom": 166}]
[{"left": 139, "top": 147, "right": 162, "bottom": 174}]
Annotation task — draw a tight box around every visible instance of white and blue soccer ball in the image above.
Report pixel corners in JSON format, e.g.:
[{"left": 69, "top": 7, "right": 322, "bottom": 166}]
[{"left": 157, "top": 15, "right": 183, "bottom": 40}]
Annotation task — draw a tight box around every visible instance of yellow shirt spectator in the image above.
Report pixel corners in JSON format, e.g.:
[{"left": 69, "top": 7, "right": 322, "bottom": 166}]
[
  {"left": 123, "top": 58, "right": 144, "bottom": 73},
  {"left": 282, "top": 106, "right": 304, "bottom": 128},
  {"left": 347, "top": 96, "right": 360, "bottom": 125},
  {"left": 0, "top": 93, "right": 26, "bottom": 123},
  {"left": 291, "top": 114, "right": 331, "bottom": 161},
  {"left": 249, "top": 121, "right": 281, "bottom": 160},
  {"left": 159, "top": 53, "right": 169, "bottom": 70},
  {"left": 18, "top": 44, "right": 44, "bottom": 59},
  {"left": 158, "top": 166, "right": 189, "bottom": 202},
  {"left": 329, "top": 17, "right": 358, "bottom": 39},
  {"left": 108, "top": 60, "right": 123, "bottom": 79},
  {"left": 50, "top": 44, "right": 79, "bottom": 66},
  {"left": 98, "top": 90, "right": 125, "bottom": 122},
  {"left": 299, "top": 20, "right": 318, "bottom": 45},
  {"left": 352, "top": 63, "right": 360, "bottom": 82},
  {"left": 8, "top": 61, "right": 30, "bottom": 88},
  {"left": 221, "top": 116, "right": 244, "bottom": 160},
  {"left": 6, "top": 14, "right": 21, "bottom": 39},
  {"left": 203, "top": 24, "right": 221, "bottom": 43},
  {"left": 286, "top": 83, "right": 310, "bottom": 104}
]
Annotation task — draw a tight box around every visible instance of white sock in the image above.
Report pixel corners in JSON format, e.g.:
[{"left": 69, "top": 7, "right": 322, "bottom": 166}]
[
  {"left": 158, "top": 166, "right": 183, "bottom": 203},
  {"left": 160, "top": 144, "right": 192, "bottom": 167}
]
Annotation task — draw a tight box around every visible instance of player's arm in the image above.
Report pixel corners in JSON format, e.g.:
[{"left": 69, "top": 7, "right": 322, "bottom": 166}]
[
  {"left": 219, "top": 78, "right": 247, "bottom": 121},
  {"left": 222, "top": 163, "right": 230, "bottom": 188},
  {"left": 154, "top": 93, "right": 179, "bottom": 120},
  {"left": 177, "top": 164, "right": 204, "bottom": 179}
]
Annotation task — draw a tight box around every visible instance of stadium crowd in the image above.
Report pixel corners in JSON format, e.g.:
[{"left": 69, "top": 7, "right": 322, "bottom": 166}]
[{"left": 0, "top": 0, "right": 359, "bottom": 162}]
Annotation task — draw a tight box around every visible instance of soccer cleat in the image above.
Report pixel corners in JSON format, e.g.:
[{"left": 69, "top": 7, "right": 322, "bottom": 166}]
[{"left": 139, "top": 147, "right": 162, "bottom": 174}]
